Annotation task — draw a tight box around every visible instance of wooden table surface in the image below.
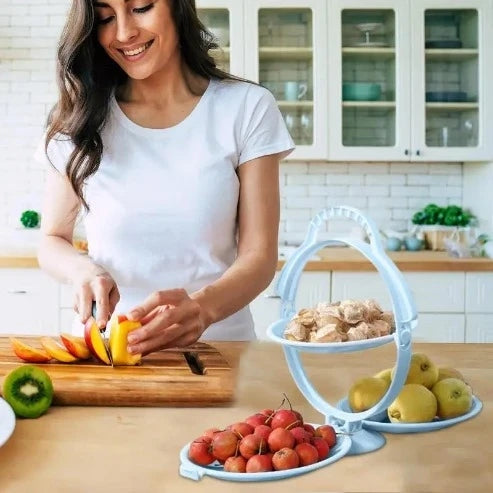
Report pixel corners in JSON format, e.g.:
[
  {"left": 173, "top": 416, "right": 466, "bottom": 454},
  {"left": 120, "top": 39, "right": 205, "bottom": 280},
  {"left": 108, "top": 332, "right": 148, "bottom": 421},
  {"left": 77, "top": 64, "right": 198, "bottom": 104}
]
[{"left": 0, "top": 341, "right": 491, "bottom": 493}]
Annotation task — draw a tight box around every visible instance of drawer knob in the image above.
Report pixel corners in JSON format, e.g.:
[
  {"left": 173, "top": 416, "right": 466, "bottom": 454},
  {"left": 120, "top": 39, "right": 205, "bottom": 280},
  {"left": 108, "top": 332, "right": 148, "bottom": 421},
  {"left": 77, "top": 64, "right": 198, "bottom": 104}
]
[{"left": 8, "top": 289, "right": 28, "bottom": 294}]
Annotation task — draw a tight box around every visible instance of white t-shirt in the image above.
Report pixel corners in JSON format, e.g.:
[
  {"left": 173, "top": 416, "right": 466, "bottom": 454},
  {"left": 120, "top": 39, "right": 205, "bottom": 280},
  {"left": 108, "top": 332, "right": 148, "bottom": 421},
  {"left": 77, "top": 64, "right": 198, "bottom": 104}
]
[{"left": 35, "top": 78, "right": 295, "bottom": 340}]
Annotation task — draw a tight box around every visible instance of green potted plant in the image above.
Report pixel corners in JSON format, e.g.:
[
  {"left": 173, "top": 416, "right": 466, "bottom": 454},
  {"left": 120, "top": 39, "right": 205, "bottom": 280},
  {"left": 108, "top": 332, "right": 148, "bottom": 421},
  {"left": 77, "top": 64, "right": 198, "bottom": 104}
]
[{"left": 411, "top": 203, "right": 476, "bottom": 251}]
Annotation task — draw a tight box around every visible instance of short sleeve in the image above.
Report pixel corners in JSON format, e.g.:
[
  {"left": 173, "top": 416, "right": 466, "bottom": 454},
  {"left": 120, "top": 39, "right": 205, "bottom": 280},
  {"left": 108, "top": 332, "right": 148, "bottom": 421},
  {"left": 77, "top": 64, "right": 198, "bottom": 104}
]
[
  {"left": 238, "top": 86, "right": 295, "bottom": 166},
  {"left": 33, "top": 132, "right": 75, "bottom": 175}
]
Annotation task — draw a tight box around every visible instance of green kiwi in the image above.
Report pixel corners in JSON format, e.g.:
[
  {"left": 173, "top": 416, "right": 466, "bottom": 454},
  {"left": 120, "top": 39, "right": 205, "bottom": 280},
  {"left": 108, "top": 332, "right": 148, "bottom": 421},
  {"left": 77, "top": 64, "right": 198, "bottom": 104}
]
[{"left": 2, "top": 365, "right": 53, "bottom": 418}]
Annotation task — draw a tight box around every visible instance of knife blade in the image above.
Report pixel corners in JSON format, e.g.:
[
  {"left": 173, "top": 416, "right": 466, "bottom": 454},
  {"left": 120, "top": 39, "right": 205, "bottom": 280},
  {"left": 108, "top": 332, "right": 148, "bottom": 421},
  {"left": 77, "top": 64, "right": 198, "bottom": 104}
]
[{"left": 92, "top": 301, "right": 113, "bottom": 367}]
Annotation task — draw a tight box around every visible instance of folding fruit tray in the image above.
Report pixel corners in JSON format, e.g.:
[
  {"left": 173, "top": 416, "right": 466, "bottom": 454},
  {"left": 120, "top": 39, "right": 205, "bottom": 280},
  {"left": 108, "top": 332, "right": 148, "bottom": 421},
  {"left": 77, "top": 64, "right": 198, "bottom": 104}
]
[{"left": 179, "top": 206, "right": 482, "bottom": 482}]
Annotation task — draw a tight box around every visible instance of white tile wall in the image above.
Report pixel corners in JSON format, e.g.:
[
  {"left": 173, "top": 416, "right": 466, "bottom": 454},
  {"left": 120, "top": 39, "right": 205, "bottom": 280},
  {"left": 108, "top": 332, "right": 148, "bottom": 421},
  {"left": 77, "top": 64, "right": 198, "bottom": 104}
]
[
  {"left": 279, "top": 162, "right": 463, "bottom": 244},
  {"left": 0, "top": 1, "right": 464, "bottom": 243}
]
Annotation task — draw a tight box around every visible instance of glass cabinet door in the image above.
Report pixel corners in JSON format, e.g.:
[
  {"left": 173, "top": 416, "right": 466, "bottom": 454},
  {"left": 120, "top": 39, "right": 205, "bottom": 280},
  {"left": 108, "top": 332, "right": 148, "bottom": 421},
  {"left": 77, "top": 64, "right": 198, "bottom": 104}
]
[
  {"left": 245, "top": 0, "right": 329, "bottom": 160},
  {"left": 196, "top": 0, "right": 245, "bottom": 78},
  {"left": 411, "top": 0, "right": 493, "bottom": 161},
  {"left": 328, "top": 1, "right": 411, "bottom": 161}
]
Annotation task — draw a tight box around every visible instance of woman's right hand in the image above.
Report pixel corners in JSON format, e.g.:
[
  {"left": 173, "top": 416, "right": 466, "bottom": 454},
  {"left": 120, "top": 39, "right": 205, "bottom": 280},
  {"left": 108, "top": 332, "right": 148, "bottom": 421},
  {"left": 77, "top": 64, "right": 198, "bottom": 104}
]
[{"left": 73, "top": 267, "right": 120, "bottom": 329}]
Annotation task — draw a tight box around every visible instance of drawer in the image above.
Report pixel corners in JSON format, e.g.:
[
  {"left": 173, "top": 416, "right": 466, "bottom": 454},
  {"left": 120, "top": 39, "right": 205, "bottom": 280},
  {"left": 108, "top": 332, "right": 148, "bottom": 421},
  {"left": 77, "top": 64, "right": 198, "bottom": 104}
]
[
  {"left": 413, "top": 314, "right": 465, "bottom": 343},
  {"left": 466, "top": 314, "right": 493, "bottom": 342},
  {"left": 0, "top": 269, "right": 59, "bottom": 335},
  {"left": 331, "top": 272, "right": 465, "bottom": 313}
]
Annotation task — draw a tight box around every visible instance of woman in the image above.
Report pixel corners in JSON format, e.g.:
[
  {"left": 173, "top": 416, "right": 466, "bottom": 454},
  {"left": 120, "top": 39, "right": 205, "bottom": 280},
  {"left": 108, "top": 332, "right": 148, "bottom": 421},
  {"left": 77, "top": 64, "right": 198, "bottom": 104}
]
[{"left": 36, "top": 0, "right": 294, "bottom": 355}]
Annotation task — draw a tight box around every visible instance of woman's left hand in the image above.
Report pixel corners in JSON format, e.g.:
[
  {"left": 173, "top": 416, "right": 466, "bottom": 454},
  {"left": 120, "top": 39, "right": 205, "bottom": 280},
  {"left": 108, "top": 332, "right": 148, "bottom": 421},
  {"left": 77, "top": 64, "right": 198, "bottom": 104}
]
[{"left": 125, "top": 289, "right": 207, "bottom": 355}]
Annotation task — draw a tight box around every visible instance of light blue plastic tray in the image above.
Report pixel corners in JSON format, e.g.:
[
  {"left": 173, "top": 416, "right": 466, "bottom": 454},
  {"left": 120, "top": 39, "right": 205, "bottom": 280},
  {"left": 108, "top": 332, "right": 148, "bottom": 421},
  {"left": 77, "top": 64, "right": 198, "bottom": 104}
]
[
  {"left": 336, "top": 395, "right": 483, "bottom": 434},
  {"left": 179, "top": 426, "right": 351, "bottom": 482},
  {"left": 267, "top": 206, "right": 419, "bottom": 456},
  {"left": 180, "top": 206, "right": 416, "bottom": 481}
]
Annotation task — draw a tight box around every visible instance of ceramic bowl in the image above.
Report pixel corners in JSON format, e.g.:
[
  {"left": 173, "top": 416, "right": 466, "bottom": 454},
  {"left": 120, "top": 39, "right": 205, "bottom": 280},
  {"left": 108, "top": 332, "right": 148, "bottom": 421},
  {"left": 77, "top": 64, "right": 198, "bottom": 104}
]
[
  {"left": 342, "top": 83, "right": 381, "bottom": 101},
  {"left": 404, "top": 237, "right": 424, "bottom": 251},
  {"left": 386, "top": 237, "right": 402, "bottom": 251}
]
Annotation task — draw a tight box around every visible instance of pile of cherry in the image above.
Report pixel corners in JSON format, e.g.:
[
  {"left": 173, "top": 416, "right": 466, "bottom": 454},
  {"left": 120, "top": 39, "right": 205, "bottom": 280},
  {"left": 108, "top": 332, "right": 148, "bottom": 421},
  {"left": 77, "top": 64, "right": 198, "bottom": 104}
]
[{"left": 188, "top": 396, "right": 337, "bottom": 473}]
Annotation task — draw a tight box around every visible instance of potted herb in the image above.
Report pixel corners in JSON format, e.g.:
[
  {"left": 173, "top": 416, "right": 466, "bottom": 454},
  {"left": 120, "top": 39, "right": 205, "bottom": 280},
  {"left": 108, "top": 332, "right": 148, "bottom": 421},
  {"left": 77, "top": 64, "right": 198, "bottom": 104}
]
[
  {"left": 20, "top": 210, "right": 40, "bottom": 229},
  {"left": 411, "top": 203, "right": 476, "bottom": 251}
]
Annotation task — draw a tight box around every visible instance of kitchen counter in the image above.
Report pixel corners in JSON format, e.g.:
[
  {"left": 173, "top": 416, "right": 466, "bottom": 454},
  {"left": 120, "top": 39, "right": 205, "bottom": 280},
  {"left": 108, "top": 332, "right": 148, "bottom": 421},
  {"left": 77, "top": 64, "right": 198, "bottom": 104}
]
[
  {"left": 0, "top": 341, "right": 491, "bottom": 492},
  {"left": 279, "top": 247, "right": 493, "bottom": 271},
  {"left": 2, "top": 248, "right": 493, "bottom": 271}
]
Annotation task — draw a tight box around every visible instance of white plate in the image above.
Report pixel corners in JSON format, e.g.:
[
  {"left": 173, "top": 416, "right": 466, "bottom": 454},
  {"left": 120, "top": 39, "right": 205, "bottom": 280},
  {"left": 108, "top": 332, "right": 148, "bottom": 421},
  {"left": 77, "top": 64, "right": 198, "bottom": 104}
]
[
  {"left": 268, "top": 319, "right": 394, "bottom": 354},
  {"left": 0, "top": 398, "right": 16, "bottom": 447},
  {"left": 179, "top": 424, "right": 351, "bottom": 482},
  {"left": 336, "top": 396, "right": 482, "bottom": 434}
]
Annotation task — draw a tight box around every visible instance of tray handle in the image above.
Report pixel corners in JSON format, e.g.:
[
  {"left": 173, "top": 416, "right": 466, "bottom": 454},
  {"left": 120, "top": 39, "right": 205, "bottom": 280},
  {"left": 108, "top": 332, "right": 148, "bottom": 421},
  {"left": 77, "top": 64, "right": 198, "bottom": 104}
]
[{"left": 277, "top": 206, "right": 385, "bottom": 319}]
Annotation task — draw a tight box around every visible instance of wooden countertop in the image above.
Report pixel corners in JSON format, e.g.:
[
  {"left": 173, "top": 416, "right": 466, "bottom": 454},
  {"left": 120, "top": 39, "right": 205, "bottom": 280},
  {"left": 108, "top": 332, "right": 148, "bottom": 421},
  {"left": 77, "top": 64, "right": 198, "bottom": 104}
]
[
  {"left": 278, "top": 247, "right": 493, "bottom": 271},
  {"left": 2, "top": 248, "right": 493, "bottom": 271},
  {"left": 0, "top": 341, "right": 491, "bottom": 492}
]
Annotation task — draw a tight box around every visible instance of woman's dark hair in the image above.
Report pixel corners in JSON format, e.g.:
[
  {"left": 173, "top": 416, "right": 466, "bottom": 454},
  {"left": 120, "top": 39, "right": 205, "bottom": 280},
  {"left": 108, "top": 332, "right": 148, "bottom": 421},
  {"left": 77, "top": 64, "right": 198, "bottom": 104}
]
[{"left": 46, "top": 0, "right": 240, "bottom": 210}]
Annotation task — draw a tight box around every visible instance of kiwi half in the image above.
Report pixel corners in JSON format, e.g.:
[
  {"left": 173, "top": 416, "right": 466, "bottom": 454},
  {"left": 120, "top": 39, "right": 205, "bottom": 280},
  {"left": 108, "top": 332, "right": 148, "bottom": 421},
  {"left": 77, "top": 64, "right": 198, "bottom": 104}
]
[{"left": 2, "top": 365, "right": 53, "bottom": 418}]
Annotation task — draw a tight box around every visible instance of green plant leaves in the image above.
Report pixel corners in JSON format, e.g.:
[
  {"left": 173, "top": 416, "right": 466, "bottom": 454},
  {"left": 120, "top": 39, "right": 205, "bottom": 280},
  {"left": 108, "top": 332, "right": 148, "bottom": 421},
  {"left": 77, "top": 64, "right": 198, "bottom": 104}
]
[{"left": 411, "top": 204, "right": 475, "bottom": 227}]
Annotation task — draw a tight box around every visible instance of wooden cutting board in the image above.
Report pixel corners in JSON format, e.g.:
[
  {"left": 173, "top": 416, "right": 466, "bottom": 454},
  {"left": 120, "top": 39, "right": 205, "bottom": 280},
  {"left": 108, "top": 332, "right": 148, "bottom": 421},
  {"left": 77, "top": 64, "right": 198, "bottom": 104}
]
[{"left": 0, "top": 336, "right": 233, "bottom": 407}]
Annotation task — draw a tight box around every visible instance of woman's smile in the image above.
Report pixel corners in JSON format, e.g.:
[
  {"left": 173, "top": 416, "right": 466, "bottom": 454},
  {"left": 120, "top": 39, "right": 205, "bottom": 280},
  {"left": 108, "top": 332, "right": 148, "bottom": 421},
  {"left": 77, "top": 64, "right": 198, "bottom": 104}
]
[{"left": 118, "top": 39, "right": 154, "bottom": 62}]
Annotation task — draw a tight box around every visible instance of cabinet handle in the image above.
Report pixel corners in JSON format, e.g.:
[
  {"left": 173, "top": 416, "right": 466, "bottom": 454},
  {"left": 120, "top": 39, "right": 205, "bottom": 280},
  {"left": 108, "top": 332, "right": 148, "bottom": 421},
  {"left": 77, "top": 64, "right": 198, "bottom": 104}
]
[
  {"left": 416, "top": 150, "right": 421, "bottom": 156},
  {"left": 264, "top": 294, "right": 281, "bottom": 299},
  {"left": 404, "top": 149, "right": 409, "bottom": 155},
  {"left": 8, "top": 289, "right": 28, "bottom": 294}
]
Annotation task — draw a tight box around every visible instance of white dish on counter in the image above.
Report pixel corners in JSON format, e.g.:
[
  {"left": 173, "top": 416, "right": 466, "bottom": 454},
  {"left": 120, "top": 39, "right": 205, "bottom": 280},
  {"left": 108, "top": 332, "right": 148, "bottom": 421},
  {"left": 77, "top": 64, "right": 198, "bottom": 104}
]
[{"left": 0, "top": 398, "right": 16, "bottom": 448}]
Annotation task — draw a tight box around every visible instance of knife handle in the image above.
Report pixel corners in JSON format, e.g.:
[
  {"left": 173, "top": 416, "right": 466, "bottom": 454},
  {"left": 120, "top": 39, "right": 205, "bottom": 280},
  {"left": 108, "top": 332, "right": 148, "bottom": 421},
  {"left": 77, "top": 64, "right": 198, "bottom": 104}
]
[{"left": 91, "top": 301, "right": 107, "bottom": 332}]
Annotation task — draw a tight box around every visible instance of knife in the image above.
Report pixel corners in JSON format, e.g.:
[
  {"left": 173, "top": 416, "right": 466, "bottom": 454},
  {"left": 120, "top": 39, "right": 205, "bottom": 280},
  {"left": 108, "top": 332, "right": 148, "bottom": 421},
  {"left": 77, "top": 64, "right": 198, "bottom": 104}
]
[{"left": 92, "top": 301, "right": 113, "bottom": 367}]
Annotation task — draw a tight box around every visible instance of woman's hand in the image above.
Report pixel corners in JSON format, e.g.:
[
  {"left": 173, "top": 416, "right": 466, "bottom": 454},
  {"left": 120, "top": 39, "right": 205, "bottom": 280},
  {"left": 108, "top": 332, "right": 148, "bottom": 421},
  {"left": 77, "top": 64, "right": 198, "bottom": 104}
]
[
  {"left": 73, "top": 267, "right": 120, "bottom": 329},
  {"left": 125, "top": 289, "right": 208, "bottom": 355}
]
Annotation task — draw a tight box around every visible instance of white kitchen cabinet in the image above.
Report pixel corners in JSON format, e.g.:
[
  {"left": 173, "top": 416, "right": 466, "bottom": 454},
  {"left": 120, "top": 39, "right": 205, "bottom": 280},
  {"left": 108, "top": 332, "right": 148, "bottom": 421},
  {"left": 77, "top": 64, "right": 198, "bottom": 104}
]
[
  {"left": 199, "top": 0, "right": 493, "bottom": 162},
  {"left": 331, "top": 271, "right": 465, "bottom": 313},
  {"left": 250, "top": 273, "right": 282, "bottom": 340},
  {"left": 328, "top": 0, "right": 493, "bottom": 161},
  {"left": 0, "top": 269, "right": 59, "bottom": 336},
  {"left": 295, "top": 271, "right": 331, "bottom": 311},
  {"left": 59, "top": 282, "right": 74, "bottom": 309},
  {"left": 59, "top": 283, "right": 77, "bottom": 334},
  {"left": 196, "top": 0, "right": 245, "bottom": 77},
  {"left": 327, "top": 0, "right": 412, "bottom": 161},
  {"left": 198, "top": 0, "right": 329, "bottom": 159},
  {"left": 413, "top": 313, "right": 465, "bottom": 342},
  {"left": 244, "top": 0, "right": 329, "bottom": 160},
  {"left": 405, "top": 272, "right": 465, "bottom": 313},
  {"left": 250, "top": 271, "right": 330, "bottom": 340},
  {"left": 331, "top": 272, "right": 392, "bottom": 309},
  {"left": 59, "top": 307, "right": 78, "bottom": 335},
  {"left": 465, "top": 314, "right": 493, "bottom": 342},
  {"left": 465, "top": 273, "right": 493, "bottom": 313},
  {"left": 409, "top": 0, "right": 493, "bottom": 162}
]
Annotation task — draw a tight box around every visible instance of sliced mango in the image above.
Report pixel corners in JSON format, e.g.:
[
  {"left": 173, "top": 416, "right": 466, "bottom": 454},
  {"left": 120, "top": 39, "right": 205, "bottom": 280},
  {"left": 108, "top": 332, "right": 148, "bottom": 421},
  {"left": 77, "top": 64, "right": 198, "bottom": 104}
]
[{"left": 109, "top": 315, "right": 142, "bottom": 366}]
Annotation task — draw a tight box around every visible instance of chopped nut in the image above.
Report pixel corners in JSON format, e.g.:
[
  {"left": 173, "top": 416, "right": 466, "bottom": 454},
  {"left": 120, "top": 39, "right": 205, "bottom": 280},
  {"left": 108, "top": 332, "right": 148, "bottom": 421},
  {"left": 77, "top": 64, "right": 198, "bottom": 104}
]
[
  {"left": 364, "top": 299, "right": 383, "bottom": 322},
  {"left": 311, "top": 324, "right": 344, "bottom": 343},
  {"left": 285, "top": 334, "right": 300, "bottom": 341},
  {"left": 372, "top": 319, "right": 391, "bottom": 336},
  {"left": 297, "top": 308, "right": 317, "bottom": 327},
  {"left": 316, "top": 303, "right": 344, "bottom": 320},
  {"left": 284, "top": 298, "right": 393, "bottom": 343},
  {"left": 284, "top": 319, "right": 309, "bottom": 341},
  {"left": 356, "top": 321, "right": 380, "bottom": 339},
  {"left": 339, "top": 300, "right": 367, "bottom": 324},
  {"left": 381, "top": 311, "right": 395, "bottom": 330},
  {"left": 315, "top": 313, "right": 342, "bottom": 328},
  {"left": 346, "top": 324, "right": 368, "bottom": 341}
]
